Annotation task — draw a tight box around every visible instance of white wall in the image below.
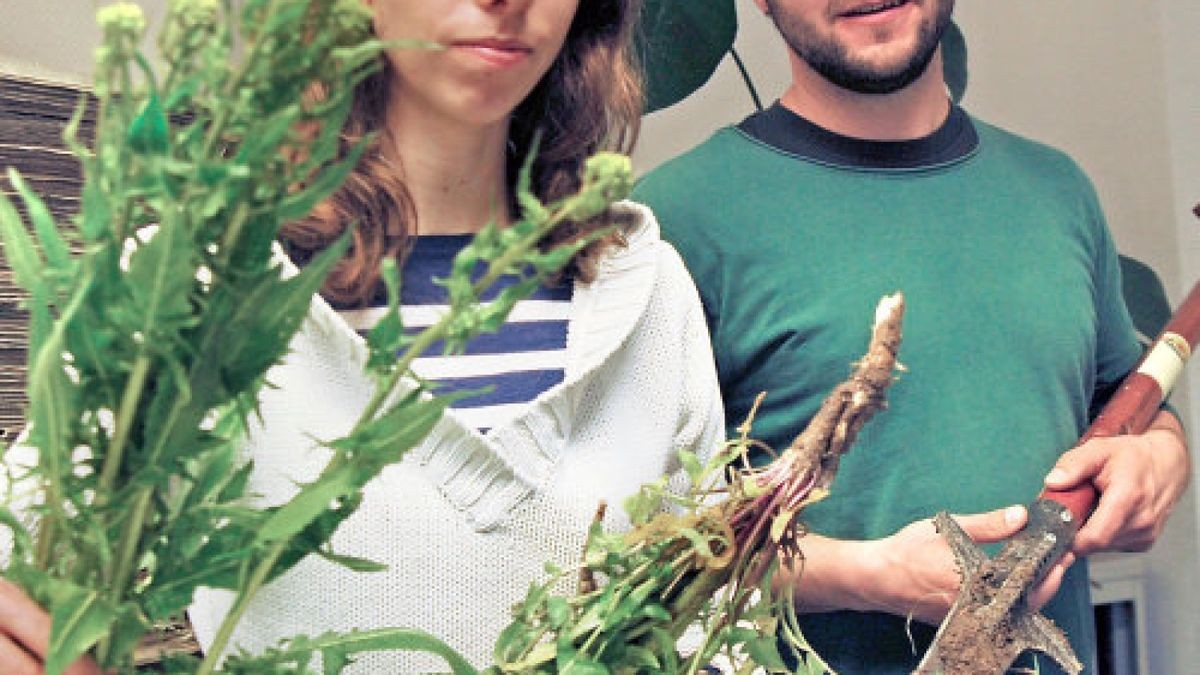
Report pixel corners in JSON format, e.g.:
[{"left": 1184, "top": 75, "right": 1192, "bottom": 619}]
[
  {"left": 0, "top": 0, "right": 167, "bottom": 84},
  {"left": 637, "top": 2, "right": 1199, "bottom": 673}
]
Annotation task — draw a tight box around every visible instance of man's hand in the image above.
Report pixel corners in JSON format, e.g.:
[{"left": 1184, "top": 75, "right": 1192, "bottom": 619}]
[
  {"left": 1045, "top": 410, "right": 1191, "bottom": 555},
  {"left": 0, "top": 578, "right": 104, "bottom": 675},
  {"left": 786, "top": 506, "right": 1073, "bottom": 625}
]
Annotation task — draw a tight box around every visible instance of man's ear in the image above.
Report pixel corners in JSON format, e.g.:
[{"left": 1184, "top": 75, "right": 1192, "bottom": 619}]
[{"left": 752, "top": 0, "right": 771, "bottom": 15}]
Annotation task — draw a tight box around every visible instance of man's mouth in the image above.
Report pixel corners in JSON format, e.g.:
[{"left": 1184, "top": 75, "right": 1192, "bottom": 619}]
[{"left": 841, "top": 0, "right": 909, "bottom": 18}]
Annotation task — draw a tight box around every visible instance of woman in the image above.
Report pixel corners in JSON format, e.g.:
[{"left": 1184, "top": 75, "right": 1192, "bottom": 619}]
[{"left": 0, "top": 0, "right": 722, "bottom": 671}]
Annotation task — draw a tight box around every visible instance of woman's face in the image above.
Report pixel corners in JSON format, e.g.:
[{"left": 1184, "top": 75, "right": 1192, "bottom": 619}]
[{"left": 367, "top": 0, "right": 580, "bottom": 129}]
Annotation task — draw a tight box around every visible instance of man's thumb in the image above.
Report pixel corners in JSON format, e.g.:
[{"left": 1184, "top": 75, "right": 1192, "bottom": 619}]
[{"left": 956, "top": 504, "right": 1027, "bottom": 543}]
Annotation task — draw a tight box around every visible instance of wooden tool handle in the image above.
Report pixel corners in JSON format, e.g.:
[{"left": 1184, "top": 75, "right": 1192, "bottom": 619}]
[{"left": 1040, "top": 280, "right": 1200, "bottom": 523}]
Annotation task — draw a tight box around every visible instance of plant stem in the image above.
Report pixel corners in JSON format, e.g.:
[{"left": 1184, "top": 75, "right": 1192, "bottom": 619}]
[
  {"left": 729, "top": 47, "right": 763, "bottom": 113},
  {"left": 195, "top": 542, "right": 287, "bottom": 675},
  {"left": 201, "top": 0, "right": 282, "bottom": 160},
  {"left": 96, "top": 355, "right": 151, "bottom": 500}
]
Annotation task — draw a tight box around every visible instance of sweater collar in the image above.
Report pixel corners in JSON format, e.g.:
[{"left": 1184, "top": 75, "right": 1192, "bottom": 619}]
[
  {"left": 278, "top": 201, "right": 663, "bottom": 530},
  {"left": 736, "top": 101, "right": 979, "bottom": 171}
]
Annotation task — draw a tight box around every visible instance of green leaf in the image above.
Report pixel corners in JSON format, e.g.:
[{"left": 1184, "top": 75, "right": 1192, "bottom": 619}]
[
  {"left": 312, "top": 628, "right": 480, "bottom": 675},
  {"left": 366, "top": 257, "right": 406, "bottom": 371},
  {"left": 44, "top": 583, "right": 120, "bottom": 675},
  {"left": 214, "top": 229, "right": 351, "bottom": 397},
  {"left": 128, "top": 91, "right": 170, "bottom": 155},
  {"left": 0, "top": 186, "right": 43, "bottom": 288},
  {"left": 942, "top": 20, "right": 969, "bottom": 104},
  {"left": 679, "top": 449, "right": 704, "bottom": 485},
  {"left": 276, "top": 137, "right": 371, "bottom": 221},
  {"left": 556, "top": 642, "right": 610, "bottom": 675},
  {"left": 345, "top": 392, "right": 448, "bottom": 467},
  {"left": 0, "top": 507, "right": 34, "bottom": 563},
  {"left": 8, "top": 169, "right": 71, "bottom": 272},
  {"left": 746, "top": 635, "right": 788, "bottom": 671},
  {"left": 637, "top": 0, "right": 737, "bottom": 113},
  {"left": 1119, "top": 254, "right": 1172, "bottom": 342},
  {"left": 123, "top": 218, "right": 197, "bottom": 341},
  {"left": 78, "top": 177, "right": 112, "bottom": 242},
  {"left": 621, "top": 644, "right": 661, "bottom": 671},
  {"left": 546, "top": 596, "right": 571, "bottom": 629},
  {"left": 0, "top": 188, "right": 53, "bottom": 349},
  {"left": 317, "top": 548, "right": 389, "bottom": 573},
  {"left": 255, "top": 465, "right": 358, "bottom": 544}
]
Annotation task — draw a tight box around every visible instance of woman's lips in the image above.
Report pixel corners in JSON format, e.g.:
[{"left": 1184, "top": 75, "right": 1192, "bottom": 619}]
[{"left": 450, "top": 39, "right": 532, "bottom": 68}]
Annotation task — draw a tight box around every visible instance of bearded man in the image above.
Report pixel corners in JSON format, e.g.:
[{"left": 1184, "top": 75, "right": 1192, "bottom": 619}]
[{"left": 634, "top": 1, "right": 1190, "bottom": 672}]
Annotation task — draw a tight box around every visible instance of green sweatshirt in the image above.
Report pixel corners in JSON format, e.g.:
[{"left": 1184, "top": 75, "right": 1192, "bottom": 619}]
[{"left": 635, "top": 104, "right": 1141, "bottom": 674}]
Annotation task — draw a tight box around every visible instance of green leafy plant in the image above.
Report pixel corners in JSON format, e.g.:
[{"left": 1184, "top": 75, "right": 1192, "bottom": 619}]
[
  {"left": 0, "top": 1, "right": 633, "bottom": 673},
  {"left": 488, "top": 295, "right": 905, "bottom": 675}
]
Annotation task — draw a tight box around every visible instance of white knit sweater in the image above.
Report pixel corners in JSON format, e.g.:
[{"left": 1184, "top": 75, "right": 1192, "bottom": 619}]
[{"left": 188, "top": 202, "right": 725, "bottom": 672}]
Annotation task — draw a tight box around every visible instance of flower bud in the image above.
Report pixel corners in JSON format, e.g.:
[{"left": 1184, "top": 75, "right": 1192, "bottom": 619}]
[
  {"left": 571, "top": 153, "right": 634, "bottom": 220},
  {"left": 97, "top": 2, "right": 147, "bottom": 40},
  {"left": 169, "top": 0, "right": 218, "bottom": 29}
]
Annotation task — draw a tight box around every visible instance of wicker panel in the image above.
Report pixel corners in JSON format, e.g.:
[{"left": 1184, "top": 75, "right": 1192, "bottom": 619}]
[{"left": 0, "top": 73, "right": 93, "bottom": 441}]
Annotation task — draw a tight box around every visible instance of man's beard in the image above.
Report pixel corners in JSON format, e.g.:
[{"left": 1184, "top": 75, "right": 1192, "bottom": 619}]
[{"left": 767, "top": 0, "right": 955, "bottom": 95}]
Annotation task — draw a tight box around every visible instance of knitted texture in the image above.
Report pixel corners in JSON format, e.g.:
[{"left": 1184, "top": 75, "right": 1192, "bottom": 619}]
[{"left": 187, "top": 202, "right": 725, "bottom": 671}]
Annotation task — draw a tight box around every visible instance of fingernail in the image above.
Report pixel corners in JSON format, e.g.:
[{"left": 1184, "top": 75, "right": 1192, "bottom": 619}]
[
  {"left": 1046, "top": 468, "right": 1067, "bottom": 485},
  {"left": 1005, "top": 505, "right": 1025, "bottom": 526}
]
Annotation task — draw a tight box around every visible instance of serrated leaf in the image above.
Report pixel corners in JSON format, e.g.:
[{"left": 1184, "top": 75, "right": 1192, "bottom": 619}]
[
  {"left": 211, "top": 230, "right": 351, "bottom": 400},
  {"left": 44, "top": 583, "right": 120, "bottom": 675},
  {"left": 125, "top": 218, "right": 197, "bottom": 340},
  {"left": 255, "top": 465, "right": 358, "bottom": 544}
]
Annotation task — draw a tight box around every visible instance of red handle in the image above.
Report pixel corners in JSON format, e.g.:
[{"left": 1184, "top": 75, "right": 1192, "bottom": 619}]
[{"left": 1040, "top": 281, "right": 1200, "bottom": 523}]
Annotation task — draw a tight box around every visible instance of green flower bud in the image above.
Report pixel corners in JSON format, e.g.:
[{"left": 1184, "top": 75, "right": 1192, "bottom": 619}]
[
  {"left": 169, "top": 0, "right": 218, "bottom": 29},
  {"left": 332, "top": 0, "right": 376, "bottom": 44},
  {"left": 97, "top": 2, "right": 147, "bottom": 40},
  {"left": 571, "top": 152, "right": 634, "bottom": 220}
]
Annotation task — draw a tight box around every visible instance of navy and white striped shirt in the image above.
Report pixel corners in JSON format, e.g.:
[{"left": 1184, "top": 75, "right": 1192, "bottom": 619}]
[{"left": 338, "top": 235, "right": 573, "bottom": 432}]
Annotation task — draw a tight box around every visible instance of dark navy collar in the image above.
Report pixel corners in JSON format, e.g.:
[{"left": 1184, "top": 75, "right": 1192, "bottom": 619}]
[{"left": 736, "top": 101, "right": 978, "bottom": 170}]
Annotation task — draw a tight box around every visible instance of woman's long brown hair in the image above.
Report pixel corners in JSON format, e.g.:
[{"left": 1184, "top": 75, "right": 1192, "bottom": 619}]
[{"left": 282, "top": 0, "right": 644, "bottom": 307}]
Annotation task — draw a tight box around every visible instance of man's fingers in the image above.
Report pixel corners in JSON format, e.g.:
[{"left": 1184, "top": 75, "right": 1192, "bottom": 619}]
[
  {"left": 954, "top": 504, "right": 1027, "bottom": 543},
  {"left": 1045, "top": 440, "right": 1111, "bottom": 489},
  {"left": 1026, "top": 552, "right": 1075, "bottom": 612}
]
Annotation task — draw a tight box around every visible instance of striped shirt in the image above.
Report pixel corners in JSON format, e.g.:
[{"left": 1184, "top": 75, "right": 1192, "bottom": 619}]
[{"left": 338, "top": 234, "right": 573, "bottom": 432}]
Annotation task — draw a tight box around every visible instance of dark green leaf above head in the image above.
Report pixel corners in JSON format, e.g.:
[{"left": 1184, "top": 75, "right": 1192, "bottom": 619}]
[
  {"left": 637, "top": 0, "right": 737, "bottom": 114},
  {"left": 1119, "top": 254, "right": 1172, "bottom": 343},
  {"left": 941, "top": 20, "right": 968, "bottom": 104}
]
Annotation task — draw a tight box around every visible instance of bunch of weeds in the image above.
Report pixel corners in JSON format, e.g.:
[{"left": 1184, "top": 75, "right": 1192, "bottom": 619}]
[
  {"left": 489, "top": 295, "right": 906, "bottom": 675},
  {"left": 0, "top": 1, "right": 633, "bottom": 673}
]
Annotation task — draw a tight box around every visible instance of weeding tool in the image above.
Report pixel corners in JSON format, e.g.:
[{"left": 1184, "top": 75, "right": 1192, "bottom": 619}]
[{"left": 915, "top": 280, "right": 1200, "bottom": 675}]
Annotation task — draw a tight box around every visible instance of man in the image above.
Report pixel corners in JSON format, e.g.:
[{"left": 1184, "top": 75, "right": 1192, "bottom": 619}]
[{"left": 633, "top": 0, "right": 1191, "bottom": 672}]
